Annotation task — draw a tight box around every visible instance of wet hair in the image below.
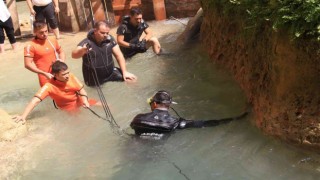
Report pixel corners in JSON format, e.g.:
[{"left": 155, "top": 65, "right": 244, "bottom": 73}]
[
  {"left": 51, "top": 61, "right": 68, "bottom": 74},
  {"left": 130, "top": 7, "right": 142, "bottom": 16},
  {"left": 151, "top": 90, "right": 173, "bottom": 105},
  {"left": 94, "top": 20, "right": 110, "bottom": 29},
  {"left": 33, "top": 21, "right": 47, "bottom": 32}
]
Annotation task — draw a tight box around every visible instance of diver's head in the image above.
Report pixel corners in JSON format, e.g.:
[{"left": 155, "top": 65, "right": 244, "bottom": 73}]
[
  {"left": 148, "top": 90, "right": 177, "bottom": 110},
  {"left": 93, "top": 21, "right": 111, "bottom": 43},
  {"left": 51, "top": 61, "right": 70, "bottom": 82},
  {"left": 129, "top": 7, "right": 143, "bottom": 26}
]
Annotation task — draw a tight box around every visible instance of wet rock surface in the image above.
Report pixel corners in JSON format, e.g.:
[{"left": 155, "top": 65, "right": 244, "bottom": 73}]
[{"left": 200, "top": 2, "right": 320, "bottom": 150}]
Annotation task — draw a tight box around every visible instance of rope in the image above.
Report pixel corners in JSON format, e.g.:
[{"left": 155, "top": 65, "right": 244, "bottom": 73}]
[{"left": 85, "top": 46, "right": 123, "bottom": 135}]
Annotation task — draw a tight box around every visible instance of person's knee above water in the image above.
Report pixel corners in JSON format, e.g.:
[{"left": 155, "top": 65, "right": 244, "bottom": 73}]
[
  {"left": 130, "top": 90, "right": 249, "bottom": 136},
  {"left": 116, "top": 7, "right": 161, "bottom": 58},
  {"left": 24, "top": 21, "right": 65, "bottom": 87},
  {"left": 71, "top": 20, "right": 137, "bottom": 87},
  {"left": 13, "top": 61, "right": 95, "bottom": 124}
]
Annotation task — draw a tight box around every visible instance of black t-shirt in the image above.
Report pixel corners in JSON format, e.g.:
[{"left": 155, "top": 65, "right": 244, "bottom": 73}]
[
  {"left": 116, "top": 17, "right": 149, "bottom": 44},
  {"left": 130, "top": 109, "right": 180, "bottom": 135},
  {"left": 77, "top": 30, "right": 117, "bottom": 86}
]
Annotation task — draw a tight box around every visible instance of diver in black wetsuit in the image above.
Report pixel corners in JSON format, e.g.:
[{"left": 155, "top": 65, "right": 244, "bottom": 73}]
[
  {"left": 116, "top": 8, "right": 161, "bottom": 58},
  {"left": 72, "top": 21, "right": 137, "bottom": 87},
  {"left": 130, "top": 90, "right": 248, "bottom": 136}
]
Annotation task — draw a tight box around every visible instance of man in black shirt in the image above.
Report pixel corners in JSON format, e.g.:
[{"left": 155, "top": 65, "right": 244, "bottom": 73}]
[
  {"left": 72, "top": 21, "right": 137, "bottom": 86},
  {"left": 116, "top": 8, "right": 161, "bottom": 58},
  {"left": 130, "top": 90, "right": 248, "bottom": 136}
]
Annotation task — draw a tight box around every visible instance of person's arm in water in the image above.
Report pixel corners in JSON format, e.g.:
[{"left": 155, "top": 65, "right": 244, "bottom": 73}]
[
  {"left": 112, "top": 45, "right": 137, "bottom": 81},
  {"left": 13, "top": 97, "right": 41, "bottom": 124},
  {"left": 78, "top": 87, "right": 90, "bottom": 108},
  {"left": 71, "top": 44, "right": 88, "bottom": 59},
  {"left": 26, "top": 0, "right": 36, "bottom": 16},
  {"left": 24, "top": 56, "right": 54, "bottom": 80}
]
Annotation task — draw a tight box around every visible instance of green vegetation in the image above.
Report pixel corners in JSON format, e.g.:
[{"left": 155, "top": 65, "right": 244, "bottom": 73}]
[{"left": 201, "top": 0, "right": 320, "bottom": 41}]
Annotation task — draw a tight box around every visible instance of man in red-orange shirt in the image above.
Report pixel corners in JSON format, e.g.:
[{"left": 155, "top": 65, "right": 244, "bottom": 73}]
[
  {"left": 14, "top": 61, "right": 94, "bottom": 124},
  {"left": 24, "top": 21, "right": 65, "bottom": 87}
]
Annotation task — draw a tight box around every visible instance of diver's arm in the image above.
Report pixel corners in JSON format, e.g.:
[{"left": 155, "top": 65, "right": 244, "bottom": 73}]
[
  {"left": 117, "top": 34, "right": 131, "bottom": 48},
  {"left": 13, "top": 97, "right": 41, "bottom": 124},
  {"left": 71, "top": 45, "right": 88, "bottom": 59},
  {"left": 112, "top": 45, "right": 137, "bottom": 81}
]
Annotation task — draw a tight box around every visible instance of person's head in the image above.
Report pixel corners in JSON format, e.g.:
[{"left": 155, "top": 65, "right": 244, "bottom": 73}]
[
  {"left": 148, "top": 90, "right": 177, "bottom": 110},
  {"left": 51, "top": 61, "right": 70, "bottom": 82},
  {"left": 129, "top": 8, "right": 143, "bottom": 26},
  {"left": 33, "top": 21, "right": 48, "bottom": 40},
  {"left": 93, "top": 21, "right": 111, "bottom": 43}
]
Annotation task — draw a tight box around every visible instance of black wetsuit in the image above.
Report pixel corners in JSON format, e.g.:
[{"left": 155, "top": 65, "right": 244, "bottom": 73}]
[
  {"left": 130, "top": 109, "right": 246, "bottom": 136},
  {"left": 78, "top": 30, "right": 123, "bottom": 87},
  {"left": 116, "top": 16, "right": 149, "bottom": 58}
]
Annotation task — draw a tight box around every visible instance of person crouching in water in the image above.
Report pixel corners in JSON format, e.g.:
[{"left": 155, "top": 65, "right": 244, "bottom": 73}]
[
  {"left": 130, "top": 90, "right": 248, "bottom": 137},
  {"left": 14, "top": 61, "right": 95, "bottom": 124}
]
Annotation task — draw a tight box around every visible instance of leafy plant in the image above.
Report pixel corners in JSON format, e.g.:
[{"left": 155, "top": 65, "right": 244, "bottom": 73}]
[{"left": 201, "top": 0, "right": 320, "bottom": 41}]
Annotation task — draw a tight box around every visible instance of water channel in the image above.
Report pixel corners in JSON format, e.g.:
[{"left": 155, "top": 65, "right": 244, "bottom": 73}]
[{"left": 1, "top": 5, "right": 320, "bottom": 179}]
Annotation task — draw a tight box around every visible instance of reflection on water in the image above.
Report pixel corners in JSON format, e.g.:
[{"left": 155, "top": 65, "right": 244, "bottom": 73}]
[{"left": 1, "top": 20, "right": 320, "bottom": 179}]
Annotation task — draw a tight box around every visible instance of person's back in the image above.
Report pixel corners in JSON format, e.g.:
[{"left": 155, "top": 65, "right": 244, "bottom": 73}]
[
  {"left": 130, "top": 90, "right": 249, "bottom": 138},
  {"left": 131, "top": 109, "right": 179, "bottom": 135}
]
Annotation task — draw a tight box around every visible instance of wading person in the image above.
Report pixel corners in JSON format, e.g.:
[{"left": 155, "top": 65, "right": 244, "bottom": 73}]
[
  {"left": 24, "top": 21, "right": 65, "bottom": 87},
  {"left": 26, "top": 0, "right": 61, "bottom": 39},
  {"left": 13, "top": 61, "right": 95, "bottom": 124},
  {"left": 131, "top": 90, "right": 248, "bottom": 137},
  {"left": 71, "top": 20, "right": 137, "bottom": 87},
  {"left": 116, "top": 7, "right": 161, "bottom": 58},
  {"left": 0, "top": 0, "right": 17, "bottom": 53}
]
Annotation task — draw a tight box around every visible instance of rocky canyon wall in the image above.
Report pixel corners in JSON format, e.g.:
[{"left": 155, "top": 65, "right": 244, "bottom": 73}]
[{"left": 199, "top": 1, "right": 320, "bottom": 150}]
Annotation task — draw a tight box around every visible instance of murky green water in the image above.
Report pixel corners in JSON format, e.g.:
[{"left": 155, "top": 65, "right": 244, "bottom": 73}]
[{"left": 1, "top": 4, "right": 320, "bottom": 179}]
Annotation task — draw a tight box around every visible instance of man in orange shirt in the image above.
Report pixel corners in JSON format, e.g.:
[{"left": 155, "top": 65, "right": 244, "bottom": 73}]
[
  {"left": 14, "top": 61, "right": 93, "bottom": 124},
  {"left": 24, "top": 21, "right": 65, "bottom": 87}
]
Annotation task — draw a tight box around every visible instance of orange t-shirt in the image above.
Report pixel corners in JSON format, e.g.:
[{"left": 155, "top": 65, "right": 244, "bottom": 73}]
[
  {"left": 35, "top": 73, "right": 84, "bottom": 111},
  {"left": 24, "top": 37, "right": 61, "bottom": 86}
]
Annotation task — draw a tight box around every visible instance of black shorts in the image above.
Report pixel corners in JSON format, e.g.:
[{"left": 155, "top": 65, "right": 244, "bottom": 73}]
[
  {"left": 0, "top": 17, "right": 16, "bottom": 44},
  {"left": 34, "top": 2, "right": 58, "bottom": 29}
]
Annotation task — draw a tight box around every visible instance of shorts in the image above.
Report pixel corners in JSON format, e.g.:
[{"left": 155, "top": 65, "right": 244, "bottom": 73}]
[
  {"left": 34, "top": 2, "right": 58, "bottom": 29},
  {"left": 0, "top": 17, "right": 16, "bottom": 44}
]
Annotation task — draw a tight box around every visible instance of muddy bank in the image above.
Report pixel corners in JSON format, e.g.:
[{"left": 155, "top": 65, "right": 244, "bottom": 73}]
[{"left": 199, "top": 1, "right": 320, "bottom": 149}]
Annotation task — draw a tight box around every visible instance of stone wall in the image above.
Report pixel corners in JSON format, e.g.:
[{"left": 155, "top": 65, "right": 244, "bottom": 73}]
[
  {"left": 141, "top": 0, "right": 200, "bottom": 20},
  {"left": 200, "top": 1, "right": 320, "bottom": 150}
]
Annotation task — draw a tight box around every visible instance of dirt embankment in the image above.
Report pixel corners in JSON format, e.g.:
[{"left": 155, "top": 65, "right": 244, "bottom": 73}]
[{"left": 200, "top": 4, "right": 320, "bottom": 150}]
